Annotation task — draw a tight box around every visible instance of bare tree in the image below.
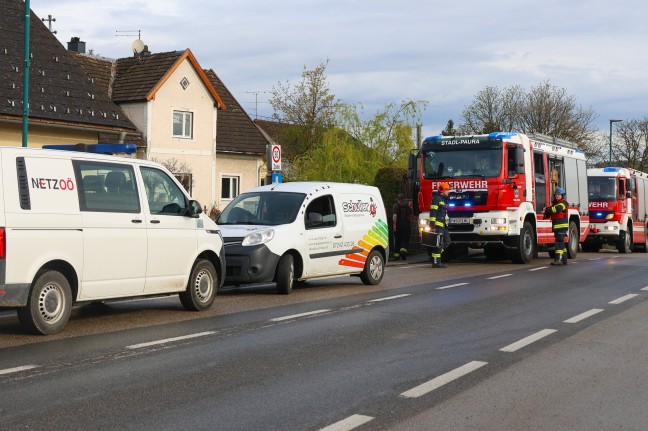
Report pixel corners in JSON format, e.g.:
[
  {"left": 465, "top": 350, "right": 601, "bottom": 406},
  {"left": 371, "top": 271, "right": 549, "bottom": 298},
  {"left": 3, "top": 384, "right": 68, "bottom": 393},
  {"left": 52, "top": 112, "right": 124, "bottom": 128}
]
[
  {"left": 269, "top": 60, "right": 338, "bottom": 128},
  {"left": 519, "top": 81, "right": 597, "bottom": 145},
  {"left": 460, "top": 81, "right": 597, "bottom": 147},
  {"left": 614, "top": 118, "right": 648, "bottom": 171}
]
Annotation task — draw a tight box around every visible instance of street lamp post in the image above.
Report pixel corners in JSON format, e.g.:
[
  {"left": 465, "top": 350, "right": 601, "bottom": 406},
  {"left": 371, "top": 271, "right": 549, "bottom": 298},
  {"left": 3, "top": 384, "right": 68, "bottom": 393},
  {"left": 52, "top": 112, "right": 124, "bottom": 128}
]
[{"left": 609, "top": 119, "right": 622, "bottom": 164}]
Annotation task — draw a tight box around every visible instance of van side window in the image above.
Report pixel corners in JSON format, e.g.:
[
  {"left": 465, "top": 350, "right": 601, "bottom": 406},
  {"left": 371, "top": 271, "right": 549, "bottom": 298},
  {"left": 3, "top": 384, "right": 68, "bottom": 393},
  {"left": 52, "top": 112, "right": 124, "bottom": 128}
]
[
  {"left": 74, "top": 161, "right": 140, "bottom": 213},
  {"left": 305, "top": 195, "right": 336, "bottom": 229},
  {"left": 141, "top": 167, "right": 188, "bottom": 216}
]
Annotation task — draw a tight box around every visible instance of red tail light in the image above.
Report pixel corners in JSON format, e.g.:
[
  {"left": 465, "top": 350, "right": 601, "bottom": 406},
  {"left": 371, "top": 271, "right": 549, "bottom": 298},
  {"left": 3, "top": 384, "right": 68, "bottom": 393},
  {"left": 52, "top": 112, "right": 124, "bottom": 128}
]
[{"left": 0, "top": 227, "right": 5, "bottom": 259}]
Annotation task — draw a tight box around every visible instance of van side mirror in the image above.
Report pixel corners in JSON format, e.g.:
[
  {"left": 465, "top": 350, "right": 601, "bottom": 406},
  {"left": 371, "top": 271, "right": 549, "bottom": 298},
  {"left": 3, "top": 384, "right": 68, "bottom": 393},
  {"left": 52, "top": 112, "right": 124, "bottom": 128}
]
[{"left": 185, "top": 200, "right": 202, "bottom": 218}]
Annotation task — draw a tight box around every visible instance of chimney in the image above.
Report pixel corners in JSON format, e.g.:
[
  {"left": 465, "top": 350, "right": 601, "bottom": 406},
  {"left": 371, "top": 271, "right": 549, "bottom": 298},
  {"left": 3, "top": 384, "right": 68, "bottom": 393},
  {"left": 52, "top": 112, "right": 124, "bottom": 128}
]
[{"left": 67, "top": 37, "right": 86, "bottom": 54}]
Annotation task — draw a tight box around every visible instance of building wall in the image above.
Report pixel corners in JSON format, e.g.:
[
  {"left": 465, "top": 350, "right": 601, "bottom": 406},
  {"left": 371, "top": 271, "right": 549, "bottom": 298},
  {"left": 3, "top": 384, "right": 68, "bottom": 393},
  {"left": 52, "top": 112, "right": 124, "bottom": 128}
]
[
  {"left": 216, "top": 153, "right": 265, "bottom": 210},
  {"left": 139, "top": 60, "right": 217, "bottom": 206},
  {"left": 0, "top": 121, "right": 98, "bottom": 148}
]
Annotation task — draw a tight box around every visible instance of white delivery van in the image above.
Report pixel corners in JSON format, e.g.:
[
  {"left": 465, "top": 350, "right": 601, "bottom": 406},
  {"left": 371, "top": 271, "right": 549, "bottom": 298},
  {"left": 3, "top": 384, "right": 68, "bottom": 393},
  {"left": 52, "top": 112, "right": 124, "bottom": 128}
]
[
  {"left": 0, "top": 145, "right": 225, "bottom": 334},
  {"left": 217, "top": 182, "right": 389, "bottom": 294}
]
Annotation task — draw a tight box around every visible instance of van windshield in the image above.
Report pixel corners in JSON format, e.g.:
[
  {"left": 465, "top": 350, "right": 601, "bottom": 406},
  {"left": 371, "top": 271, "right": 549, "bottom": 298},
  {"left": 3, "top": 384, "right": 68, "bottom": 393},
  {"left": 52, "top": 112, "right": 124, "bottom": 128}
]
[{"left": 217, "top": 191, "right": 306, "bottom": 226}]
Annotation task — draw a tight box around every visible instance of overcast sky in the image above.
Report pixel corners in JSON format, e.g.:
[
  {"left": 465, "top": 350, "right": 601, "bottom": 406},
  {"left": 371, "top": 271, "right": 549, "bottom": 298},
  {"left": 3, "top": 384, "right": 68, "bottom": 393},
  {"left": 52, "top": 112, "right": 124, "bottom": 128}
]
[{"left": 35, "top": 0, "right": 647, "bottom": 137}]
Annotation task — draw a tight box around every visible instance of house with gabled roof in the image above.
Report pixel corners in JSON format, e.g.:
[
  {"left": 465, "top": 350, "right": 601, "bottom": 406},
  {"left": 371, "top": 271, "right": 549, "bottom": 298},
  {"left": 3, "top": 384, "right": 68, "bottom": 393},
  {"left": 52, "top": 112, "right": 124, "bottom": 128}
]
[
  {"left": 74, "top": 47, "right": 271, "bottom": 210},
  {"left": 0, "top": 0, "right": 140, "bottom": 148}
]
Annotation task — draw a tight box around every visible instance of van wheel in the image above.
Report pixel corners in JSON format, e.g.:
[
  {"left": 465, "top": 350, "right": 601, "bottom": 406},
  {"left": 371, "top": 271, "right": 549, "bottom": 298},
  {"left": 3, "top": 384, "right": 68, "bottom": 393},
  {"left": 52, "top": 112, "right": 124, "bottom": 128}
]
[
  {"left": 180, "top": 259, "right": 217, "bottom": 311},
  {"left": 567, "top": 221, "right": 579, "bottom": 258},
  {"left": 361, "top": 250, "right": 384, "bottom": 285},
  {"left": 276, "top": 254, "right": 295, "bottom": 295},
  {"left": 17, "top": 270, "right": 72, "bottom": 335}
]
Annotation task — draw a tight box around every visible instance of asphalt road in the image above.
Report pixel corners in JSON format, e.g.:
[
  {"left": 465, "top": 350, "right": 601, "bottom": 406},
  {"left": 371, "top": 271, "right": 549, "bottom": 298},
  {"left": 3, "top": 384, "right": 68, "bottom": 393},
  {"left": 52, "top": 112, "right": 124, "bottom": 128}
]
[{"left": 1, "top": 250, "right": 647, "bottom": 430}]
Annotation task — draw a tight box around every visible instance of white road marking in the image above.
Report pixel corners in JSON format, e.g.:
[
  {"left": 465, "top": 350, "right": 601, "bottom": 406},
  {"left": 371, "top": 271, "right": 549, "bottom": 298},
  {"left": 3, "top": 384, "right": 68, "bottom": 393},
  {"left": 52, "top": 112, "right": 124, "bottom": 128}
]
[
  {"left": 0, "top": 365, "right": 38, "bottom": 375},
  {"left": 436, "top": 282, "right": 468, "bottom": 290},
  {"left": 564, "top": 308, "right": 604, "bottom": 323},
  {"left": 270, "top": 309, "right": 331, "bottom": 322},
  {"left": 400, "top": 361, "right": 487, "bottom": 398},
  {"left": 319, "top": 414, "right": 374, "bottom": 431},
  {"left": 393, "top": 263, "right": 430, "bottom": 269},
  {"left": 487, "top": 274, "right": 513, "bottom": 280},
  {"left": 640, "top": 286, "right": 648, "bottom": 291},
  {"left": 588, "top": 258, "right": 602, "bottom": 261},
  {"left": 126, "top": 331, "right": 215, "bottom": 349},
  {"left": 500, "top": 329, "right": 557, "bottom": 352},
  {"left": 609, "top": 294, "right": 639, "bottom": 305},
  {"left": 369, "top": 294, "right": 411, "bottom": 302},
  {"left": 528, "top": 266, "right": 548, "bottom": 271}
]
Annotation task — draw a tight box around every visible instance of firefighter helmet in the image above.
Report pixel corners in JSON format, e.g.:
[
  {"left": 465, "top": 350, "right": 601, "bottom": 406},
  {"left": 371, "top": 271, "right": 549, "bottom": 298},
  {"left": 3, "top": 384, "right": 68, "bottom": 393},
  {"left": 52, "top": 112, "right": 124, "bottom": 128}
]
[
  {"left": 438, "top": 182, "right": 451, "bottom": 192},
  {"left": 554, "top": 187, "right": 565, "bottom": 196}
]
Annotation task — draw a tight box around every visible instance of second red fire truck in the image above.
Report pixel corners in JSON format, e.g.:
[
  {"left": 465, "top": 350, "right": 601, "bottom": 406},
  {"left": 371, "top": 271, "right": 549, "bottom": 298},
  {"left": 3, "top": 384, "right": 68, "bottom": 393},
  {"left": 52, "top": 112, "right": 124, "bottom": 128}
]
[
  {"left": 408, "top": 132, "right": 590, "bottom": 263},
  {"left": 583, "top": 167, "right": 648, "bottom": 253}
]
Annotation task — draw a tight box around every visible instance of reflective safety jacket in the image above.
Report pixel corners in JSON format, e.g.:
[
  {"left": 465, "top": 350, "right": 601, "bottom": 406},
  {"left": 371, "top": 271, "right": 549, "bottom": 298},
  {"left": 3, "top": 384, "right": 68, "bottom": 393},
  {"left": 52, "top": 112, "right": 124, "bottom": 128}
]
[
  {"left": 547, "top": 197, "right": 568, "bottom": 231},
  {"left": 429, "top": 193, "right": 448, "bottom": 229}
]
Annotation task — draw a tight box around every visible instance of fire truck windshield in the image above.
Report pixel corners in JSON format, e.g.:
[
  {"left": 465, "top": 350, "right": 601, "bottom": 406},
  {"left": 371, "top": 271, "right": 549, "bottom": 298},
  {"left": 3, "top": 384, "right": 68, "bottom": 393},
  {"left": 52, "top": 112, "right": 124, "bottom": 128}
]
[
  {"left": 422, "top": 148, "right": 502, "bottom": 179},
  {"left": 588, "top": 177, "right": 617, "bottom": 202}
]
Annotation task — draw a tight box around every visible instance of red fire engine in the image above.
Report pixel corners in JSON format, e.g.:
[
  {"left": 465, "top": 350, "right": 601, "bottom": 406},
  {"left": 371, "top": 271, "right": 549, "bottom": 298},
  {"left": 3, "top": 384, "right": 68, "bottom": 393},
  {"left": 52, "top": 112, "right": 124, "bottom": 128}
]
[
  {"left": 408, "top": 132, "right": 590, "bottom": 263},
  {"left": 583, "top": 167, "right": 648, "bottom": 253}
]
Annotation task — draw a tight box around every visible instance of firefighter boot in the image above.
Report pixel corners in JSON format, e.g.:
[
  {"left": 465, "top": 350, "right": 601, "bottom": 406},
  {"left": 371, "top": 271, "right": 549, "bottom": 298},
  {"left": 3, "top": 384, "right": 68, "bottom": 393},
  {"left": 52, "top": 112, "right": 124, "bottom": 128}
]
[
  {"left": 550, "top": 254, "right": 563, "bottom": 266},
  {"left": 562, "top": 253, "right": 568, "bottom": 265},
  {"left": 400, "top": 248, "right": 407, "bottom": 261},
  {"left": 432, "top": 257, "right": 447, "bottom": 268}
]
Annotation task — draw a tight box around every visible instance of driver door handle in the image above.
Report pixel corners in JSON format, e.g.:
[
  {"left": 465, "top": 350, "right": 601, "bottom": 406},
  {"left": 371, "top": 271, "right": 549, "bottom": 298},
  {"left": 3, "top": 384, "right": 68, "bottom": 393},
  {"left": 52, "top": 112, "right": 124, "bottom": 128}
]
[{"left": 334, "top": 234, "right": 342, "bottom": 238}]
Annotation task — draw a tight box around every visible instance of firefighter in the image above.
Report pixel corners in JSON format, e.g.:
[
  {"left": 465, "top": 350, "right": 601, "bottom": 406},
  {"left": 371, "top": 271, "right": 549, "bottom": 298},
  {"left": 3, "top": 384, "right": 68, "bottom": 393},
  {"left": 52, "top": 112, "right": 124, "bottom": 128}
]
[
  {"left": 429, "top": 182, "right": 451, "bottom": 268},
  {"left": 392, "top": 193, "right": 413, "bottom": 260},
  {"left": 544, "top": 187, "right": 569, "bottom": 266}
]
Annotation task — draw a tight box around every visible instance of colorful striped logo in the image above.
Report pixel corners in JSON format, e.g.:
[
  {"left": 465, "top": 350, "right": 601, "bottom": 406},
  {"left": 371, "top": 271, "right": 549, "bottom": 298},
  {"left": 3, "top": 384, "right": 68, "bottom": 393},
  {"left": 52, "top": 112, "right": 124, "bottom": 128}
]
[{"left": 338, "top": 219, "right": 388, "bottom": 269}]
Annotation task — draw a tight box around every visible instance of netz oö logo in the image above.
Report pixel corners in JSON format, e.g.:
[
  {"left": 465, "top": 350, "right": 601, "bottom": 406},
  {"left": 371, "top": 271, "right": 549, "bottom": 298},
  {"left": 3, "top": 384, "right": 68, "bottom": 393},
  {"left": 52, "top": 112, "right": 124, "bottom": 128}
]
[{"left": 342, "top": 199, "right": 377, "bottom": 217}]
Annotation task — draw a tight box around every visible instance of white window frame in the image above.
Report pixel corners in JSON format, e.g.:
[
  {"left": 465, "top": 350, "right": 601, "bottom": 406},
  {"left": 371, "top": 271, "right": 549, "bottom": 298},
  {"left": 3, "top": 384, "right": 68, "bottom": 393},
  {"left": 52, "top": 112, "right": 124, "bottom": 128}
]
[
  {"left": 221, "top": 175, "right": 240, "bottom": 200},
  {"left": 172, "top": 110, "right": 193, "bottom": 139}
]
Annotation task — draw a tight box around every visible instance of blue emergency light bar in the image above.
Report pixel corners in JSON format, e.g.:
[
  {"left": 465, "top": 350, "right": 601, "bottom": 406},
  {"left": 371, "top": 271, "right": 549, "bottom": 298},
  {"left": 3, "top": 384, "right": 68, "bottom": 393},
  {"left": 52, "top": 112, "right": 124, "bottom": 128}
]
[
  {"left": 42, "top": 143, "right": 137, "bottom": 155},
  {"left": 603, "top": 167, "right": 622, "bottom": 172}
]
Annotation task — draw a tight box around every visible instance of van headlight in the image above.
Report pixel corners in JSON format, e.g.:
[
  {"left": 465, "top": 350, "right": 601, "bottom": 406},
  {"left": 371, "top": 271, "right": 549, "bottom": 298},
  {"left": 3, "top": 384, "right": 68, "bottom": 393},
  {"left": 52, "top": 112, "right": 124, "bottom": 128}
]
[{"left": 242, "top": 229, "right": 274, "bottom": 246}]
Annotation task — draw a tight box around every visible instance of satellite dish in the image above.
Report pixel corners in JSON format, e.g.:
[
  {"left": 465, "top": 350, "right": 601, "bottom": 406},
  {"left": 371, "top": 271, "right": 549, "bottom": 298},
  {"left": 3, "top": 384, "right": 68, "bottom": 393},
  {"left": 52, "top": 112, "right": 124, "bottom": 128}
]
[{"left": 132, "top": 39, "right": 145, "bottom": 53}]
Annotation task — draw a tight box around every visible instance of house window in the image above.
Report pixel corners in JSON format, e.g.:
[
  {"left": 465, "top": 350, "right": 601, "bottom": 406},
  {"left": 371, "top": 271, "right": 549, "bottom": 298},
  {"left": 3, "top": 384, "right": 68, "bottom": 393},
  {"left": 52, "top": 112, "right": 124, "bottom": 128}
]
[
  {"left": 221, "top": 176, "right": 239, "bottom": 199},
  {"left": 173, "top": 110, "right": 193, "bottom": 138}
]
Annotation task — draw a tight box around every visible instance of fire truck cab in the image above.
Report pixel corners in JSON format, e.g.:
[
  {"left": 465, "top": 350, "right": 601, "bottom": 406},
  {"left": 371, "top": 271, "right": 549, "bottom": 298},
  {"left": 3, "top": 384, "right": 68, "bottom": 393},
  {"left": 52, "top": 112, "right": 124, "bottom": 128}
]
[
  {"left": 583, "top": 167, "right": 648, "bottom": 253},
  {"left": 408, "top": 132, "right": 590, "bottom": 264}
]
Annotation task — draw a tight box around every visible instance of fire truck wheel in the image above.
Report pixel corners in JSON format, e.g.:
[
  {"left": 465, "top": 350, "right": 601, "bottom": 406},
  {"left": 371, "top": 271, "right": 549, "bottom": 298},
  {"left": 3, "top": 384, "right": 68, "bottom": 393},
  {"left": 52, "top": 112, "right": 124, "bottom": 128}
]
[
  {"left": 617, "top": 230, "right": 632, "bottom": 254},
  {"left": 641, "top": 226, "right": 648, "bottom": 253},
  {"left": 511, "top": 221, "right": 534, "bottom": 264},
  {"left": 567, "top": 221, "right": 579, "bottom": 259}
]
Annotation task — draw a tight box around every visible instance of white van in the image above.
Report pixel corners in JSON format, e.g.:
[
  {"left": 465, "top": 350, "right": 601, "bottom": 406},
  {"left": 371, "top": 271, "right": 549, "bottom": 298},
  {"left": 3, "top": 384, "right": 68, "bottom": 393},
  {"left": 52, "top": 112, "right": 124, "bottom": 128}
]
[
  {"left": 0, "top": 146, "right": 225, "bottom": 334},
  {"left": 217, "top": 182, "right": 389, "bottom": 294}
]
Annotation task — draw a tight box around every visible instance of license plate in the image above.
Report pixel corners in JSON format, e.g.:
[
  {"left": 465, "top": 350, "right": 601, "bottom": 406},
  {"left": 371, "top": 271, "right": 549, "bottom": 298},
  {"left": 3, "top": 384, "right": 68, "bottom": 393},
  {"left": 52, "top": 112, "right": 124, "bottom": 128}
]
[{"left": 449, "top": 217, "right": 471, "bottom": 224}]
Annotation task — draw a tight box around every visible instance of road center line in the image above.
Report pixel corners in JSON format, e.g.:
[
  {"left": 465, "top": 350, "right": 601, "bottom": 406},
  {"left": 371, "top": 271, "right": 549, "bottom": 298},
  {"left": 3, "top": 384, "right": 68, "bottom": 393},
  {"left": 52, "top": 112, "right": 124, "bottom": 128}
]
[
  {"left": 436, "top": 282, "right": 468, "bottom": 290},
  {"left": 270, "top": 309, "right": 331, "bottom": 322},
  {"left": 0, "top": 365, "right": 38, "bottom": 375},
  {"left": 487, "top": 274, "right": 513, "bottom": 280},
  {"left": 126, "top": 331, "right": 216, "bottom": 349},
  {"left": 564, "top": 308, "right": 604, "bottom": 323},
  {"left": 369, "top": 294, "right": 411, "bottom": 302},
  {"left": 528, "top": 266, "right": 548, "bottom": 271},
  {"left": 609, "top": 294, "right": 639, "bottom": 305},
  {"left": 319, "top": 414, "right": 374, "bottom": 431},
  {"left": 500, "top": 329, "right": 557, "bottom": 352},
  {"left": 400, "top": 361, "right": 488, "bottom": 398}
]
